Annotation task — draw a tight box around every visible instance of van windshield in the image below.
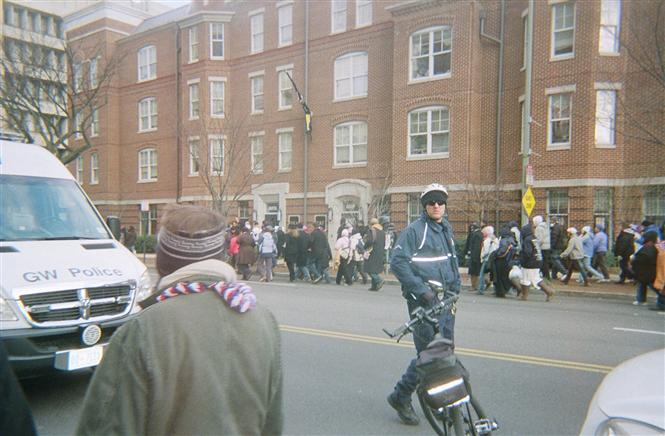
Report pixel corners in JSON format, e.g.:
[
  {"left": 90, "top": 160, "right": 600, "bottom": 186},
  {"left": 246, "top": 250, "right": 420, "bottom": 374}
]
[{"left": 0, "top": 175, "right": 111, "bottom": 241}]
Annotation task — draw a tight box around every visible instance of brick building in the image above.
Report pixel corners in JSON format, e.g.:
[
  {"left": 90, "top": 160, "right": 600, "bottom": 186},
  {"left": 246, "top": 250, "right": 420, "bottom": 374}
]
[{"left": 61, "top": 0, "right": 664, "bottom": 245}]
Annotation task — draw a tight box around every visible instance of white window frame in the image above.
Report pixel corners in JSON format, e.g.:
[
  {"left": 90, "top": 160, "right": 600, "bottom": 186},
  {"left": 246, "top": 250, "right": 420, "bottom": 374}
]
[
  {"left": 137, "top": 45, "right": 156, "bottom": 82},
  {"left": 407, "top": 106, "right": 450, "bottom": 159},
  {"left": 551, "top": 2, "right": 575, "bottom": 60},
  {"left": 188, "top": 79, "right": 200, "bottom": 120},
  {"left": 355, "top": 0, "right": 372, "bottom": 28},
  {"left": 138, "top": 97, "right": 157, "bottom": 132},
  {"left": 209, "top": 77, "right": 225, "bottom": 118},
  {"left": 210, "top": 22, "right": 224, "bottom": 60},
  {"left": 91, "top": 108, "right": 99, "bottom": 137},
  {"left": 334, "top": 121, "right": 368, "bottom": 167},
  {"left": 521, "top": 10, "right": 528, "bottom": 71},
  {"left": 250, "top": 11, "right": 264, "bottom": 54},
  {"left": 250, "top": 132, "right": 264, "bottom": 174},
  {"left": 89, "top": 57, "right": 98, "bottom": 88},
  {"left": 138, "top": 148, "right": 158, "bottom": 182},
  {"left": 277, "top": 128, "right": 293, "bottom": 172},
  {"left": 331, "top": 0, "right": 347, "bottom": 34},
  {"left": 74, "top": 112, "right": 82, "bottom": 139},
  {"left": 75, "top": 155, "right": 84, "bottom": 184},
  {"left": 90, "top": 152, "right": 99, "bottom": 185},
  {"left": 189, "top": 26, "right": 199, "bottom": 63},
  {"left": 73, "top": 62, "right": 83, "bottom": 91},
  {"left": 250, "top": 72, "right": 264, "bottom": 114},
  {"left": 334, "top": 51, "right": 368, "bottom": 101},
  {"left": 595, "top": 89, "right": 617, "bottom": 148},
  {"left": 599, "top": 0, "right": 621, "bottom": 55},
  {"left": 277, "top": 65, "right": 294, "bottom": 110},
  {"left": 209, "top": 134, "right": 225, "bottom": 175},
  {"left": 547, "top": 92, "right": 572, "bottom": 149},
  {"left": 278, "top": 3, "right": 293, "bottom": 47},
  {"left": 188, "top": 137, "right": 200, "bottom": 176},
  {"left": 409, "top": 26, "right": 452, "bottom": 82}
]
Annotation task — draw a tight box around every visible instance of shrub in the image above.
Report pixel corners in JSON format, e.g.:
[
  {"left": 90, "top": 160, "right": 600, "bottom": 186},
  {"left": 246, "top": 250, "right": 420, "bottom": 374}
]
[{"left": 136, "top": 235, "right": 157, "bottom": 253}]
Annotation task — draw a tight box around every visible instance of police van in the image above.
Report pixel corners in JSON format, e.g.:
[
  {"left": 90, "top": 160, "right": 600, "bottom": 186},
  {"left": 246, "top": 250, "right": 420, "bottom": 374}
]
[{"left": 0, "top": 140, "right": 152, "bottom": 375}]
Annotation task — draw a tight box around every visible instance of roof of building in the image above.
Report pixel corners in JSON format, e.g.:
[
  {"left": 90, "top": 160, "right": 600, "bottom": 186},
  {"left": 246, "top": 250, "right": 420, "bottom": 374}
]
[{"left": 133, "top": 4, "right": 190, "bottom": 34}]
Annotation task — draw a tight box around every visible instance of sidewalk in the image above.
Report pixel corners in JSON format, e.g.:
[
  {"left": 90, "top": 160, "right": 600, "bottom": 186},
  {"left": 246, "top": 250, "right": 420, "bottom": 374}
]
[{"left": 138, "top": 253, "right": 638, "bottom": 301}]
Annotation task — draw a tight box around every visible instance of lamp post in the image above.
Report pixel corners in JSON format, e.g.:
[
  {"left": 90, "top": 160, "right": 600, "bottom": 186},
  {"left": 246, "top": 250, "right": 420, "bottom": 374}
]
[{"left": 521, "top": 0, "right": 535, "bottom": 226}]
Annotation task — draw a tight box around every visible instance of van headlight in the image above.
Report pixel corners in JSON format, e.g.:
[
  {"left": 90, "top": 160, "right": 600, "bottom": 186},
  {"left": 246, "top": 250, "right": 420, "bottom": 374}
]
[
  {"left": 0, "top": 297, "right": 19, "bottom": 321},
  {"left": 136, "top": 270, "right": 153, "bottom": 302}
]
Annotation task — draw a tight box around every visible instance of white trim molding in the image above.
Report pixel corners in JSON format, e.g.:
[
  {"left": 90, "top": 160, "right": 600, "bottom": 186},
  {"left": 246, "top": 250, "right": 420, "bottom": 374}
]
[
  {"left": 545, "top": 84, "right": 576, "bottom": 95},
  {"left": 594, "top": 82, "right": 622, "bottom": 90}
]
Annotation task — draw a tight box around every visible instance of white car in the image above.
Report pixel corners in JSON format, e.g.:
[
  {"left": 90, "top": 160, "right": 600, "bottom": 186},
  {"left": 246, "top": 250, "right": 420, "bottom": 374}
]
[{"left": 579, "top": 349, "right": 665, "bottom": 435}]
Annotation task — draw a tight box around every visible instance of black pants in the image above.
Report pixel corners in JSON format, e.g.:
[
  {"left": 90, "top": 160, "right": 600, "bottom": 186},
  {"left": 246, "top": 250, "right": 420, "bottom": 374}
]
[
  {"left": 618, "top": 256, "right": 634, "bottom": 282},
  {"left": 336, "top": 258, "right": 353, "bottom": 285},
  {"left": 592, "top": 252, "right": 610, "bottom": 279},
  {"left": 286, "top": 260, "right": 297, "bottom": 281},
  {"left": 540, "top": 249, "right": 552, "bottom": 280}
]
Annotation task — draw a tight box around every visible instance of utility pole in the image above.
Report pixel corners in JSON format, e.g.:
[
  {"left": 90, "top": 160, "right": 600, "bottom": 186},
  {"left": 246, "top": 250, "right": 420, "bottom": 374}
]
[{"left": 521, "top": 0, "right": 535, "bottom": 226}]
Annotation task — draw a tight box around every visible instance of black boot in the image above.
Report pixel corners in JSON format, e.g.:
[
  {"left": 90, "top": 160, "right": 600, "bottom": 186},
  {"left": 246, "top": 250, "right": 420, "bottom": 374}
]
[{"left": 387, "top": 391, "right": 419, "bottom": 426}]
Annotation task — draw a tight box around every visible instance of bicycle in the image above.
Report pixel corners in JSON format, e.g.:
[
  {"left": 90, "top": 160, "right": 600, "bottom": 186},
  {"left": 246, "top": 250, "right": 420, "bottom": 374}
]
[{"left": 383, "top": 281, "right": 499, "bottom": 436}]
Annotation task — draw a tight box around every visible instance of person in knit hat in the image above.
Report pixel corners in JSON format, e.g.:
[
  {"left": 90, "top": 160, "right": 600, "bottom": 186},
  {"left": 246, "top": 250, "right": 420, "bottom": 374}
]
[
  {"left": 76, "top": 205, "right": 283, "bottom": 436},
  {"left": 560, "top": 227, "right": 589, "bottom": 286}
]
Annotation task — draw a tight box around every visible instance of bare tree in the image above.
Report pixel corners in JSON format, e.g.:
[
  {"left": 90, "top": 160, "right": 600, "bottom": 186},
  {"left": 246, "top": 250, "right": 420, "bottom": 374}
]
[
  {"left": 448, "top": 183, "right": 520, "bottom": 226},
  {"left": 184, "top": 113, "right": 278, "bottom": 218},
  {"left": 0, "top": 37, "right": 123, "bottom": 164},
  {"left": 367, "top": 174, "right": 392, "bottom": 220}
]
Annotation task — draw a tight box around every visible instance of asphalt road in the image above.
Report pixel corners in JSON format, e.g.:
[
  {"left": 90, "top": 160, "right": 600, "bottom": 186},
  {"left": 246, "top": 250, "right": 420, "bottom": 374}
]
[{"left": 24, "top": 278, "right": 664, "bottom": 435}]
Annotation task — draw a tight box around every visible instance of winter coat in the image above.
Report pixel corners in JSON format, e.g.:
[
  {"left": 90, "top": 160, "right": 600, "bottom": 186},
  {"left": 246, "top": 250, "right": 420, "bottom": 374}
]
[
  {"left": 310, "top": 229, "right": 332, "bottom": 262},
  {"left": 520, "top": 224, "right": 542, "bottom": 269},
  {"left": 561, "top": 234, "right": 584, "bottom": 260},
  {"left": 390, "top": 212, "right": 460, "bottom": 301},
  {"left": 296, "top": 231, "right": 310, "bottom": 267},
  {"left": 631, "top": 244, "right": 658, "bottom": 285},
  {"left": 614, "top": 230, "right": 636, "bottom": 258},
  {"left": 581, "top": 233, "right": 595, "bottom": 258},
  {"left": 236, "top": 233, "right": 257, "bottom": 265},
  {"left": 350, "top": 233, "right": 365, "bottom": 262},
  {"left": 593, "top": 230, "right": 609, "bottom": 254},
  {"left": 283, "top": 232, "right": 300, "bottom": 263},
  {"left": 76, "top": 260, "right": 283, "bottom": 436},
  {"left": 464, "top": 228, "right": 483, "bottom": 263},
  {"left": 258, "top": 232, "right": 276, "bottom": 256},
  {"left": 364, "top": 225, "right": 386, "bottom": 274},
  {"left": 481, "top": 235, "right": 499, "bottom": 261},
  {"left": 494, "top": 226, "right": 517, "bottom": 271},
  {"left": 653, "top": 243, "right": 665, "bottom": 291},
  {"left": 550, "top": 223, "right": 566, "bottom": 250},
  {"left": 335, "top": 233, "right": 352, "bottom": 262},
  {"left": 534, "top": 221, "right": 551, "bottom": 251}
]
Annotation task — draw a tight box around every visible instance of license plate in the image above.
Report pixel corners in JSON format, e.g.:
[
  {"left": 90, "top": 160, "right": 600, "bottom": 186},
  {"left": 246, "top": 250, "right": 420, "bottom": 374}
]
[{"left": 54, "top": 345, "right": 104, "bottom": 371}]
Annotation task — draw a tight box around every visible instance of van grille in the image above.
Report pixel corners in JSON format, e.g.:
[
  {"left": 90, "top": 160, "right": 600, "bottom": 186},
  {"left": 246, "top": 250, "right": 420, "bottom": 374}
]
[{"left": 19, "top": 284, "right": 134, "bottom": 326}]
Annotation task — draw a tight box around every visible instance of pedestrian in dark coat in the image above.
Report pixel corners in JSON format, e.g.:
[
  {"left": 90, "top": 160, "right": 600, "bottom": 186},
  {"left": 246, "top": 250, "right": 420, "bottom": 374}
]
[
  {"left": 283, "top": 226, "right": 300, "bottom": 281},
  {"left": 310, "top": 225, "right": 332, "bottom": 283},
  {"left": 296, "top": 226, "right": 311, "bottom": 280},
  {"left": 492, "top": 225, "right": 516, "bottom": 297},
  {"left": 631, "top": 231, "right": 659, "bottom": 305},
  {"left": 614, "top": 222, "right": 636, "bottom": 284},
  {"left": 236, "top": 230, "right": 257, "bottom": 280},
  {"left": 275, "top": 226, "right": 286, "bottom": 259},
  {"left": 463, "top": 223, "right": 483, "bottom": 290},
  {"left": 364, "top": 218, "right": 386, "bottom": 291}
]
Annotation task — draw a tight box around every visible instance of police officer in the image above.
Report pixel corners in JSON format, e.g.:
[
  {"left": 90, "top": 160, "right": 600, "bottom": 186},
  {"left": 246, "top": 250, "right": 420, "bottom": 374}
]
[{"left": 387, "top": 183, "right": 461, "bottom": 426}]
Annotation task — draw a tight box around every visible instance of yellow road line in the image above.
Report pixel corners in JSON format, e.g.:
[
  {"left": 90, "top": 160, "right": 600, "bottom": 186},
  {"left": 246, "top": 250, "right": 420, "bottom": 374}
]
[{"left": 280, "top": 324, "right": 613, "bottom": 374}]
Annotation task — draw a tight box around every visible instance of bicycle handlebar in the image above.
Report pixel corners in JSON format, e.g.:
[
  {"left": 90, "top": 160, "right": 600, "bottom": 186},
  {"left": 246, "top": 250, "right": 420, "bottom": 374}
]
[{"left": 382, "top": 291, "right": 459, "bottom": 342}]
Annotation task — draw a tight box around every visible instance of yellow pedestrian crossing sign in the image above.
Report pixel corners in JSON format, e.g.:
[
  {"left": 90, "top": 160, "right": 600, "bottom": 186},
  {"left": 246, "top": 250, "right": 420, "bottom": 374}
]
[{"left": 522, "top": 187, "right": 536, "bottom": 217}]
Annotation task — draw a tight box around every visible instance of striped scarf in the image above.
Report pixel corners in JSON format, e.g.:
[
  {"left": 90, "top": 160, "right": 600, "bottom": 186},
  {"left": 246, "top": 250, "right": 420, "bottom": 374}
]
[{"left": 157, "top": 281, "right": 256, "bottom": 313}]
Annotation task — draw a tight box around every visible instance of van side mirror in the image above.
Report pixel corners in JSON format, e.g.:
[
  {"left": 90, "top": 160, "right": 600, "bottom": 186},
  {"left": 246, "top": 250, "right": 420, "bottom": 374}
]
[{"left": 106, "top": 216, "right": 121, "bottom": 240}]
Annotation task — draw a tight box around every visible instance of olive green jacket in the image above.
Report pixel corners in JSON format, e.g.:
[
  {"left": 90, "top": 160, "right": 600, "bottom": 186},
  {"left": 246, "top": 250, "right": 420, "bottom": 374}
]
[{"left": 76, "top": 260, "right": 283, "bottom": 436}]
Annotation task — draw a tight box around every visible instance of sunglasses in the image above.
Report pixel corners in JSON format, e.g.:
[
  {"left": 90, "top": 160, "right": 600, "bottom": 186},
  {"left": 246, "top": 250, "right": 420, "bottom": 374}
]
[{"left": 426, "top": 200, "right": 446, "bottom": 207}]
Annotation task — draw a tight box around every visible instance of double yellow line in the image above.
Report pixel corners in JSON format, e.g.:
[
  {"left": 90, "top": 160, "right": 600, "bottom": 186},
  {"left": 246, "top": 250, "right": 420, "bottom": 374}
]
[{"left": 280, "top": 324, "right": 613, "bottom": 374}]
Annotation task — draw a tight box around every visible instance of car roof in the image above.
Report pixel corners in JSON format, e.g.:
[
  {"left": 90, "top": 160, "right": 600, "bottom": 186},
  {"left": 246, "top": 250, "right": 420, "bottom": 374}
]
[{"left": 0, "top": 141, "right": 75, "bottom": 180}]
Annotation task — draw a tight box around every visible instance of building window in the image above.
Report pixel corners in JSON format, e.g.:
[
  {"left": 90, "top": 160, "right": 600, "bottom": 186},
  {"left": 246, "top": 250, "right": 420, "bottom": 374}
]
[
  {"left": 188, "top": 138, "right": 200, "bottom": 176},
  {"left": 410, "top": 26, "right": 452, "bottom": 81},
  {"left": 251, "top": 134, "right": 264, "bottom": 174},
  {"left": 90, "top": 152, "right": 99, "bottom": 185},
  {"left": 520, "top": 100, "right": 526, "bottom": 149},
  {"left": 334, "top": 52, "right": 367, "bottom": 100},
  {"left": 250, "top": 12, "right": 264, "bottom": 54},
  {"left": 73, "top": 62, "right": 83, "bottom": 91},
  {"left": 644, "top": 186, "right": 665, "bottom": 224},
  {"left": 522, "top": 14, "right": 528, "bottom": 69},
  {"left": 189, "top": 81, "right": 200, "bottom": 119},
  {"left": 210, "top": 79, "right": 225, "bottom": 118},
  {"left": 278, "top": 4, "right": 293, "bottom": 47},
  {"left": 278, "top": 68, "right": 293, "bottom": 109},
  {"left": 407, "top": 193, "right": 421, "bottom": 224},
  {"left": 91, "top": 108, "right": 99, "bottom": 137},
  {"left": 548, "top": 93, "right": 571, "bottom": 148},
  {"left": 140, "top": 204, "right": 158, "bottom": 236},
  {"left": 599, "top": 0, "right": 620, "bottom": 54},
  {"left": 251, "top": 75, "right": 264, "bottom": 113},
  {"left": 278, "top": 130, "right": 292, "bottom": 171},
  {"left": 408, "top": 106, "right": 450, "bottom": 157},
  {"left": 189, "top": 27, "right": 199, "bottom": 62},
  {"left": 334, "top": 121, "right": 367, "bottom": 165},
  {"left": 209, "top": 135, "right": 224, "bottom": 175},
  {"left": 76, "top": 155, "right": 84, "bottom": 184},
  {"left": 331, "top": 0, "right": 346, "bottom": 33},
  {"left": 138, "top": 45, "right": 156, "bottom": 81},
  {"left": 595, "top": 90, "right": 616, "bottom": 147},
  {"left": 138, "top": 148, "right": 157, "bottom": 181},
  {"left": 138, "top": 97, "right": 157, "bottom": 132},
  {"left": 356, "top": 0, "right": 372, "bottom": 27},
  {"left": 89, "top": 57, "right": 98, "bottom": 88},
  {"left": 74, "top": 112, "right": 83, "bottom": 139},
  {"left": 551, "top": 2, "right": 574, "bottom": 58},
  {"left": 594, "top": 188, "right": 613, "bottom": 239},
  {"left": 238, "top": 201, "right": 250, "bottom": 223},
  {"left": 210, "top": 23, "right": 224, "bottom": 59},
  {"left": 547, "top": 189, "right": 569, "bottom": 228}
]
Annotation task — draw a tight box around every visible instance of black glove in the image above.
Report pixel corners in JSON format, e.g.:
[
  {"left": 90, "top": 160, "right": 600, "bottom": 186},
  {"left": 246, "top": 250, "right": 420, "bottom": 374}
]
[{"left": 421, "top": 291, "right": 437, "bottom": 307}]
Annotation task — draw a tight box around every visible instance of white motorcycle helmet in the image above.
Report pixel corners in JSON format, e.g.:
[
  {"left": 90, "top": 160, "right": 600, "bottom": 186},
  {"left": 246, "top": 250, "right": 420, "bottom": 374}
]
[{"left": 420, "top": 183, "right": 449, "bottom": 206}]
